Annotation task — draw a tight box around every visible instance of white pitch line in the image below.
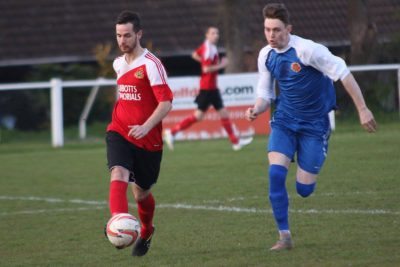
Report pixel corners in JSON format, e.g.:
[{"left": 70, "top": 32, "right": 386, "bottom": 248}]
[
  {"left": 207, "top": 191, "right": 381, "bottom": 203},
  {"left": 1, "top": 195, "right": 399, "bottom": 216},
  {"left": 0, "top": 206, "right": 105, "bottom": 216},
  {"left": 157, "top": 204, "right": 400, "bottom": 215},
  {"left": 0, "top": 195, "right": 107, "bottom": 205}
]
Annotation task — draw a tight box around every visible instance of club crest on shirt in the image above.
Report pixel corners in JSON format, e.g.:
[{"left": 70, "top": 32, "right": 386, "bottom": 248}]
[
  {"left": 291, "top": 62, "right": 301, "bottom": 73},
  {"left": 134, "top": 68, "right": 144, "bottom": 79}
]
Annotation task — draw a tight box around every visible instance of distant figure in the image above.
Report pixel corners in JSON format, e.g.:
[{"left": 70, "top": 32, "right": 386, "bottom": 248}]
[
  {"left": 245, "top": 3, "right": 377, "bottom": 251},
  {"left": 106, "top": 11, "right": 173, "bottom": 257},
  {"left": 163, "top": 26, "right": 253, "bottom": 151}
]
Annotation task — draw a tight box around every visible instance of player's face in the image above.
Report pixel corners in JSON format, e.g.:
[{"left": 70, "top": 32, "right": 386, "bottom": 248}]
[
  {"left": 206, "top": 27, "right": 219, "bottom": 44},
  {"left": 264, "top": 18, "right": 291, "bottom": 49},
  {"left": 116, "top": 23, "right": 142, "bottom": 54}
]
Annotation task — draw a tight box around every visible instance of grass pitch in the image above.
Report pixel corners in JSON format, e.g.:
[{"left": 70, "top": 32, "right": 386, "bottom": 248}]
[{"left": 0, "top": 122, "right": 399, "bottom": 266}]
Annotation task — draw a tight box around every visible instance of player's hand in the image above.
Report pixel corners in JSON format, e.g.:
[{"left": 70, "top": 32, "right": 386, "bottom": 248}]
[
  {"left": 359, "top": 108, "right": 377, "bottom": 133},
  {"left": 245, "top": 107, "right": 258, "bottom": 121},
  {"left": 220, "top": 57, "right": 229, "bottom": 68},
  {"left": 128, "top": 125, "right": 150, "bottom": 139}
]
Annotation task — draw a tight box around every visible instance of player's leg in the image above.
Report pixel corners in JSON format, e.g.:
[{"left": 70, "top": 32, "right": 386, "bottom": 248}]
[
  {"left": 213, "top": 90, "right": 253, "bottom": 150},
  {"left": 296, "top": 168, "right": 317, "bottom": 198},
  {"left": 267, "top": 123, "right": 296, "bottom": 251},
  {"left": 164, "top": 109, "right": 204, "bottom": 150},
  {"left": 106, "top": 131, "right": 133, "bottom": 215},
  {"left": 131, "top": 184, "right": 155, "bottom": 241},
  {"left": 213, "top": 90, "right": 238, "bottom": 144},
  {"left": 109, "top": 167, "right": 130, "bottom": 215},
  {"left": 170, "top": 109, "right": 204, "bottom": 136},
  {"left": 268, "top": 152, "right": 291, "bottom": 233},
  {"left": 164, "top": 91, "right": 209, "bottom": 150},
  {"left": 268, "top": 152, "right": 294, "bottom": 250},
  {"left": 218, "top": 107, "right": 238, "bottom": 144},
  {"left": 219, "top": 108, "right": 254, "bottom": 150},
  {"left": 171, "top": 91, "right": 209, "bottom": 135},
  {"left": 296, "top": 117, "right": 330, "bottom": 197},
  {"left": 130, "top": 146, "right": 162, "bottom": 256},
  {"left": 131, "top": 184, "right": 156, "bottom": 257}
]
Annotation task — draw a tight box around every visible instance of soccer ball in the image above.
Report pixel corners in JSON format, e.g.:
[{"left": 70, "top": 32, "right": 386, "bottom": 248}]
[{"left": 106, "top": 213, "right": 140, "bottom": 249}]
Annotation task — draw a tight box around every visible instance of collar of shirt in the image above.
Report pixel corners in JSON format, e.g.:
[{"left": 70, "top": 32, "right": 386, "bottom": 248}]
[{"left": 204, "top": 40, "right": 218, "bottom": 60}]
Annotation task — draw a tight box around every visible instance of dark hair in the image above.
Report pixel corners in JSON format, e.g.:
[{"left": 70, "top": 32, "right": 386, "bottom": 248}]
[
  {"left": 262, "top": 3, "right": 290, "bottom": 25},
  {"left": 116, "top": 11, "right": 142, "bottom": 32}
]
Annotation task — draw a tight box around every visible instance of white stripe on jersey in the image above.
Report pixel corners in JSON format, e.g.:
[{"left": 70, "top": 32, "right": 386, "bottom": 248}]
[
  {"left": 203, "top": 40, "right": 218, "bottom": 61},
  {"left": 113, "top": 49, "right": 168, "bottom": 86},
  {"left": 145, "top": 52, "right": 167, "bottom": 84}
]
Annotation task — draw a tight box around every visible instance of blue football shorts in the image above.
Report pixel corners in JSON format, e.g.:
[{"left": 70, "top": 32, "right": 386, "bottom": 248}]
[{"left": 267, "top": 111, "right": 331, "bottom": 174}]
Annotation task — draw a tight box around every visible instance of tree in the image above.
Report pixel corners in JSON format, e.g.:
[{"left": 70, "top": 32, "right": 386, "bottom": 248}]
[
  {"left": 348, "top": 0, "right": 378, "bottom": 64},
  {"left": 346, "top": 0, "right": 397, "bottom": 112},
  {"left": 220, "top": 0, "right": 248, "bottom": 73}
]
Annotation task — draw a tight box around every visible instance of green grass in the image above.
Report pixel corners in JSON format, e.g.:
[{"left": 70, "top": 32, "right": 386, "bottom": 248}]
[{"left": 0, "top": 122, "right": 399, "bottom": 266}]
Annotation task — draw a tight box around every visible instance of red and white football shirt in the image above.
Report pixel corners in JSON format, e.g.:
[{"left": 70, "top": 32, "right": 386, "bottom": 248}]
[
  {"left": 195, "top": 40, "right": 219, "bottom": 90},
  {"left": 107, "top": 49, "right": 173, "bottom": 151}
]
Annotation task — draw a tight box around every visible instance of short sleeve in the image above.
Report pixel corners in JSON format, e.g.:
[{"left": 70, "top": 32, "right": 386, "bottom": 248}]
[
  {"left": 145, "top": 56, "right": 173, "bottom": 102},
  {"left": 152, "top": 84, "right": 173, "bottom": 103},
  {"left": 307, "top": 44, "right": 349, "bottom": 81},
  {"left": 146, "top": 58, "right": 169, "bottom": 86},
  {"left": 195, "top": 44, "right": 213, "bottom": 66},
  {"left": 195, "top": 45, "right": 204, "bottom": 59}
]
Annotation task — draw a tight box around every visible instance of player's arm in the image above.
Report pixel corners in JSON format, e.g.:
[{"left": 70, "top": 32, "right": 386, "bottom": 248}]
[
  {"left": 191, "top": 51, "right": 202, "bottom": 63},
  {"left": 202, "top": 57, "right": 228, "bottom": 73},
  {"left": 246, "top": 48, "right": 274, "bottom": 121},
  {"left": 308, "top": 44, "right": 377, "bottom": 132},
  {"left": 246, "top": 97, "right": 271, "bottom": 121},
  {"left": 128, "top": 101, "right": 172, "bottom": 139},
  {"left": 340, "top": 73, "right": 377, "bottom": 132}
]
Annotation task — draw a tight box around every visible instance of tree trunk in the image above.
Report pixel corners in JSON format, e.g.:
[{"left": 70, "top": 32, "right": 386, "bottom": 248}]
[
  {"left": 348, "top": 0, "right": 378, "bottom": 64},
  {"left": 221, "top": 0, "right": 248, "bottom": 73}
]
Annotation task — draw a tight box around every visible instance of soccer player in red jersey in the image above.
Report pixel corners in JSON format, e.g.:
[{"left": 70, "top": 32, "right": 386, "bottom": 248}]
[
  {"left": 163, "top": 26, "right": 253, "bottom": 151},
  {"left": 106, "top": 11, "right": 173, "bottom": 257}
]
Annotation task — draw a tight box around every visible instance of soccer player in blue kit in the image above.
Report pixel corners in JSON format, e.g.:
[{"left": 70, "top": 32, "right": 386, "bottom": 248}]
[{"left": 245, "top": 3, "right": 377, "bottom": 251}]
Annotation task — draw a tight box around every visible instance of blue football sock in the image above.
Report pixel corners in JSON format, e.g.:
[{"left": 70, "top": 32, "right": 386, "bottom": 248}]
[
  {"left": 269, "top": 164, "right": 289, "bottom": 231},
  {"left": 296, "top": 181, "right": 316, "bottom": 198}
]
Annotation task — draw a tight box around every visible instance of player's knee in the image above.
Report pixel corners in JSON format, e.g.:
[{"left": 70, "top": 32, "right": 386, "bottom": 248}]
[
  {"left": 296, "top": 181, "right": 316, "bottom": 198},
  {"left": 133, "top": 189, "right": 150, "bottom": 203},
  {"left": 218, "top": 109, "right": 229, "bottom": 118},
  {"left": 269, "top": 165, "right": 288, "bottom": 185},
  {"left": 194, "top": 110, "right": 204, "bottom": 121},
  {"left": 269, "top": 192, "right": 288, "bottom": 204},
  {"left": 110, "top": 166, "right": 129, "bottom": 182},
  {"left": 269, "top": 164, "right": 288, "bottom": 198},
  {"left": 195, "top": 115, "right": 203, "bottom": 121},
  {"left": 133, "top": 194, "right": 143, "bottom": 203}
]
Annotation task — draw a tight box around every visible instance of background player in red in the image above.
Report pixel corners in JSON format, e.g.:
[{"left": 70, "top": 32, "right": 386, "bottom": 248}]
[
  {"left": 163, "top": 26, "right": 253, "bottom": 151},
  {"left": 106, "top": 11, "right": 173, "bottom": 256}
]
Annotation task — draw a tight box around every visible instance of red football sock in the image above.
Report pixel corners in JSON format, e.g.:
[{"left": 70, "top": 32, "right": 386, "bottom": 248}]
[
  {"left": 171, "top": 114, "right": 197, "bottom": 135},
  {"left": 221, "top": 118, "right": 239, "bottom": 144},
  {"left": 109, "top": 180, "right": 129, "bottom": 216},
  {"left": 137, "top": 193, "right": 155, "bottom": 239}
]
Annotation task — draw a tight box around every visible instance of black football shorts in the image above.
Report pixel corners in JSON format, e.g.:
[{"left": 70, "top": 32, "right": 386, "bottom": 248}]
[
  {"left": 195, "top": 89, "right": 224, "bottom": 111},
  {"left": 106, "top": 131, "right": 162, "bottom": 190}
]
